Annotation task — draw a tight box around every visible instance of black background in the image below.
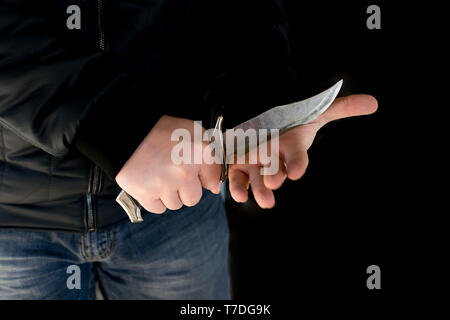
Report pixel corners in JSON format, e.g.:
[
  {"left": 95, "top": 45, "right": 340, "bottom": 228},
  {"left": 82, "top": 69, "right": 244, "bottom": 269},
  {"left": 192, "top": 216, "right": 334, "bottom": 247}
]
[
  {"left": 225, "top": 0, "right": 445, "bottom": 311},
  {"left": 1, "top": 0, "right": 445, "bottom": 316}
]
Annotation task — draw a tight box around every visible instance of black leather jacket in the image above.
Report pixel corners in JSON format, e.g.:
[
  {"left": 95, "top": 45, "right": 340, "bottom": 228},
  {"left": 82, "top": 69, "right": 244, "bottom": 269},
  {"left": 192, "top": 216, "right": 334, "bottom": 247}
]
[{"left": 0, "top": 0, "right": 298, "bottom": 232}]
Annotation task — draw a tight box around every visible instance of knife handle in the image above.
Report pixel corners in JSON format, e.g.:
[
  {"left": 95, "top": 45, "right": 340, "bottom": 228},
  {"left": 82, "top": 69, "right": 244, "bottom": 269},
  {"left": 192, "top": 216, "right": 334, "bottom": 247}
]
[
  {"left": 212, "top": 115, "right": 228, "bottom": 182},
  {"left": 116, "top": 190, "right": 143, "bottom": 223}
]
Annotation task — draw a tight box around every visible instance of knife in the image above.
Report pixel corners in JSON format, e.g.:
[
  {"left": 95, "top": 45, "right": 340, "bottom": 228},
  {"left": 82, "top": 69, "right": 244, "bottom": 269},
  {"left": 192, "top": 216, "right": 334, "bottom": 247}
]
[{"left": 117, "top": 79, "right": 343, "bottom": 222}]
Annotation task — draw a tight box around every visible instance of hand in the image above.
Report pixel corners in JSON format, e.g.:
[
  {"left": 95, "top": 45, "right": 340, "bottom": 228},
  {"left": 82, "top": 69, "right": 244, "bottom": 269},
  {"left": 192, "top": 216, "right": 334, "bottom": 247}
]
[
  {"left": 115, "top": 115, "right": 222, "bottom": 213},
  {"left": 228, "top": 94, "right": 378, "bottom": 208}
]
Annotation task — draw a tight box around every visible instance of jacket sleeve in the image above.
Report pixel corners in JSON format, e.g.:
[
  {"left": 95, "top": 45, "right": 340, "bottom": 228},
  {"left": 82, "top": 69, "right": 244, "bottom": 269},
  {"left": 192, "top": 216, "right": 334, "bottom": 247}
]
[{"left": 0, "top": 3, "right": 129, "bottom": 158}]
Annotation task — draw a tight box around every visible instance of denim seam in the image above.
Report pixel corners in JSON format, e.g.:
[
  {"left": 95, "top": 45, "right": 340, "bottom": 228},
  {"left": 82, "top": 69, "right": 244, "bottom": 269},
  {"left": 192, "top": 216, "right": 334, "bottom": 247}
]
[{"left": 80, "top": 233, "right": 92, "bottom": 261}]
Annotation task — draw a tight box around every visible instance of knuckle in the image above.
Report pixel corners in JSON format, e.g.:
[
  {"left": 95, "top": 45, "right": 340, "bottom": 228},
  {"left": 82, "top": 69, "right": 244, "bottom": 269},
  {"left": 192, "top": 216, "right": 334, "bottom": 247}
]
[
  {"left": 189, "top": 193, "right": 202, "bottom": 207},
  {"left": 180, "top": 185, "right": 203, "bottom": 207},
  {"left": 151, "top": 207, "right": 166, "bottom": 214},
  {"left": 182, "top": 198, "right": 195, "bottom": 207},
  {"left": 184, "top": 200, "right": 197, "bottom": 208},
  {"left": 141, "top": 200, "right": 164, "bottom": 214},
  {"left": 115, "top": 172, "right": 126, "bottom": 188},
  {"left": 115, "top": 170, "right": 133, "bottom": 191},
  {"left": 167, "top": 202, "right": 183, "bottom": 211}
]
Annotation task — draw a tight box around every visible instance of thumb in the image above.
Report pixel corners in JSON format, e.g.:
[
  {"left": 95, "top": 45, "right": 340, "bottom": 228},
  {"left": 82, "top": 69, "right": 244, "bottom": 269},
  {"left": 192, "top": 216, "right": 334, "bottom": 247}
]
[{"left": 320, "top": 94, "right": 378, "bottom": 125}]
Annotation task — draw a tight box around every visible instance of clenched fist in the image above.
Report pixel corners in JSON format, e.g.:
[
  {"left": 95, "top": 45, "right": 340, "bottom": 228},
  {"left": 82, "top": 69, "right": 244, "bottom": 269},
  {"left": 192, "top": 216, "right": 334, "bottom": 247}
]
[{"left": 115, "top": 115, "right": 222, "bottom": 213}]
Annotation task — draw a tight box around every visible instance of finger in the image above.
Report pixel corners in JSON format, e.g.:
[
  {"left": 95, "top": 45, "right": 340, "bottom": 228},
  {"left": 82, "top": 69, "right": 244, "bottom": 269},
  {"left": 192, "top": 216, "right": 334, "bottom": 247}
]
[
  {"left": 139, "top": 197, "right": 167, "bottom": 214},
  {"left": 283, "top": 146, "right": 309, "bottom": 181},
  {"left": 263, "top": 155, "right": 287, "bottom": 190},
  {"left": 229, "top": 167, "right": 249, "bottom": 203},
  {"left": 199, "top": 163, "right": 222, "bottom": 194},
  {"left": 160, "top": 191, "right": 183, "bottom": 211},
  {"left": 248, "top": 165, "right": 275, "bottom": 209},
  {"left": 178, "top": 178, "right": 203, "bottom": 207},
  {"left": 319, "top": 94, "right": 378, "bottom": 125}
]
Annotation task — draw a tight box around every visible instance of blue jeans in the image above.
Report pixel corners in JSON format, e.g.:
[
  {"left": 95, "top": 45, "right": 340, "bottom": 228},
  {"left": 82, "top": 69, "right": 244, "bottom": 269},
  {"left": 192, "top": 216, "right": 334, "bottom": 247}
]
[{"left": 0, "top": 190, "right": 230, "bottom": 299}]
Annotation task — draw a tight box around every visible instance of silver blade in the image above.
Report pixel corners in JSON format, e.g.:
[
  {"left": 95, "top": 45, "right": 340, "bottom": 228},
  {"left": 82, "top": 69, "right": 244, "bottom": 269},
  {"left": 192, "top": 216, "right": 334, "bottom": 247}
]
[{"left": 225, "top": 79, "right": 343, "bottom": 159}]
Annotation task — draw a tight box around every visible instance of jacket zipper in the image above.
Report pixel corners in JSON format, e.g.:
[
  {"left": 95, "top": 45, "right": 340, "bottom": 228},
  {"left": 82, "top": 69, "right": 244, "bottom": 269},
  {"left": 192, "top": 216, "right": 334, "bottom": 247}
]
[
  {"left": 97, "top": 0, "right": 107, "bottom": 51},
  {"left": 86, "top": 0, "right": 106, "bottom": 232},
  {"left": 86, "top": 164, "right": 103, "bottom": 232}
]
